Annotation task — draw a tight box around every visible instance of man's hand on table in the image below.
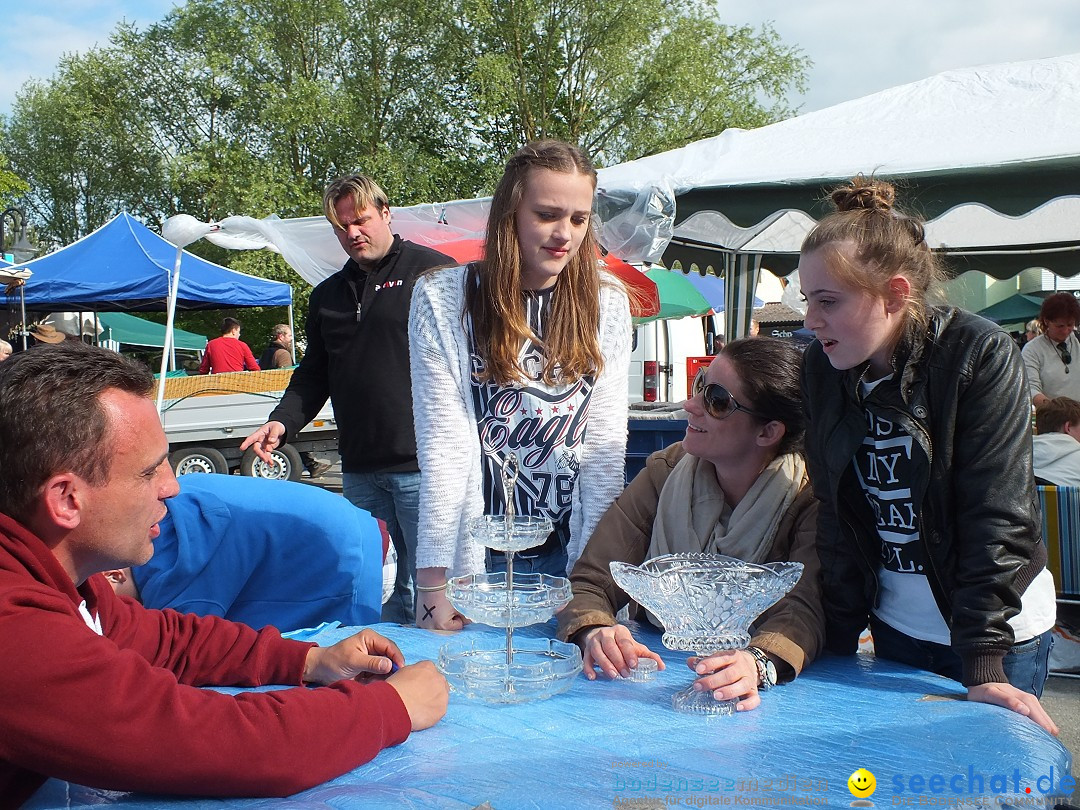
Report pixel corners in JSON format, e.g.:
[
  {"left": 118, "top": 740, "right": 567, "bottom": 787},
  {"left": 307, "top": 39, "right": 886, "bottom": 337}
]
[
  {"left": 303, "top": 628, "right": 406, "bottom": 684},
  {"left": 386, "top": 661, "right": 450, "bottom": 730},
  {"left": 580, "top": 625, "right": 665, "bottom": 680},
  {"left": 303, "top": 628, "right": 449, "bottom": 731},
  {"left": 687, "top": 650, "right": 761, "bottom": 712},
  {"left": 967, "top": 682, "right": 1059, "bottom": 736}
]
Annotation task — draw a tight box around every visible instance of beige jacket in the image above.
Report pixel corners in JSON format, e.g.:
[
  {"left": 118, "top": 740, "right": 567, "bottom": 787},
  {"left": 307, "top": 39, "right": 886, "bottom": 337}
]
[{"left": 556, "top": 443, "right": 825, "bottom": 682}]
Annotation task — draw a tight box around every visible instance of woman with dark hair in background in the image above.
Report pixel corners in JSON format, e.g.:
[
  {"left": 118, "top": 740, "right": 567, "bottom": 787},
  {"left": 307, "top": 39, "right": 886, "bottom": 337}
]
[
  {"left": 1023, "top": 292, "right": 1080, "bottom": 406},
  {"left": 557, "top": 337, "right": 823, "bottom": 713}
]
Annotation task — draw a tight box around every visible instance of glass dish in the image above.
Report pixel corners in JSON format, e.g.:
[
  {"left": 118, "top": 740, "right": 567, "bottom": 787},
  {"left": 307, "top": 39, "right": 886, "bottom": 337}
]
[
  {"left": 610, "top": 553, "right": 803, "bottom": 652},
  {"left": 467, "top": 515, "right": 553, "bottom": 553},
  {"left": 447, "top": 572, "right": 572, "bottom": 627},
  {"left": 610, "top": 553, "right": 803, "bottom": 715},
  {"left": 438, "top": 636, "right": 583, "bottom": 704},
  {"left": 619, "top": 657, "right": 658, "bottom": 682}
]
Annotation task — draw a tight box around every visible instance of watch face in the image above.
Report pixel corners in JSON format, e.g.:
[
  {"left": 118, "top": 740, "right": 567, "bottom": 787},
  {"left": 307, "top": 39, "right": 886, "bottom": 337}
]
[{"left": 763, "top": 658, "right": 777, "bottom": 685}]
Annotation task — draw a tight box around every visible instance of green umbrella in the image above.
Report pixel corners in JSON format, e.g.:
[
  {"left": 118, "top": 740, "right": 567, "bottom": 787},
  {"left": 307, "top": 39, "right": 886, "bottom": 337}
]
[
  {"left": 637, "top": 268, "right": 713, "bottom": 323},
  {"left": 975, "top": 293, "right": 1044, "bottom": 326}
]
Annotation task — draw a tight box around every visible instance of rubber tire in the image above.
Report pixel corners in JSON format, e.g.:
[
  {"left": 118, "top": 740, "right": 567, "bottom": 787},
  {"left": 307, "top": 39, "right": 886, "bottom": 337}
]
[
  {"left": 239, "top": 444, "right": 303, "bottom": 482},
  {"left": 170, "top": 446, "right": 230, "bottom": 476}
]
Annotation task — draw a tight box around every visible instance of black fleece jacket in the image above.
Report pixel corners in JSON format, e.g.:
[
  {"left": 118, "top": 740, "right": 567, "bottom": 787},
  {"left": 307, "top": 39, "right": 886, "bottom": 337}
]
[{"left": 269, "top": 236, "right": 452, "bottom": 473}]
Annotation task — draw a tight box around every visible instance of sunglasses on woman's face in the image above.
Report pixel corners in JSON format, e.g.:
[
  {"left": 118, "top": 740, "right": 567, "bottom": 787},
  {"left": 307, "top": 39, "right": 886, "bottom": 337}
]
[{"left": 691, "top": 369, "right": 769, "bottom": 421}]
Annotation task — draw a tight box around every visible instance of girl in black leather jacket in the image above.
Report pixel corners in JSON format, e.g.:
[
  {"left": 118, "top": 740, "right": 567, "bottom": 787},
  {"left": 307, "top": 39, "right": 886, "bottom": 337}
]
[{"left": 798, "top": 176, "right": 1058, "bottom": 736}]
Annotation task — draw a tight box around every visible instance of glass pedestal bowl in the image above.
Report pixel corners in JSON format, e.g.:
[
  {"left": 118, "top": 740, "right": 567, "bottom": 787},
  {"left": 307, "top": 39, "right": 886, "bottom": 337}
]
[
  {"left": 437, "top": 636, "right": 583, "bottom": 704},
  {"left": 610, "top": 553, "right": 803, "bottom": 715}
]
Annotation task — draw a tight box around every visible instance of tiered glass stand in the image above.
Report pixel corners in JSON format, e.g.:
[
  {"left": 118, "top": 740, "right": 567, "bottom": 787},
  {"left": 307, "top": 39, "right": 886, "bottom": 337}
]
[{"left": 437, "top": 515, "right": 582, "bottom": 704}]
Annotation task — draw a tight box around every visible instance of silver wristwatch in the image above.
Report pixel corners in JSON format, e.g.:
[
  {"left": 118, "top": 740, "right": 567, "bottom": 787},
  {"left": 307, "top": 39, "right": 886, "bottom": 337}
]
[{"left": 747, "top": 646, "right": 777, "bottom": 691}]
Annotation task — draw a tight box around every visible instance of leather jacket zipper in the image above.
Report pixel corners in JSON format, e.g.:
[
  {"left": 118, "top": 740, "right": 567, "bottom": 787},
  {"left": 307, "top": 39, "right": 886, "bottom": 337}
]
[{"left": 841, "top": 515, "right": 881, "bottom": 609}]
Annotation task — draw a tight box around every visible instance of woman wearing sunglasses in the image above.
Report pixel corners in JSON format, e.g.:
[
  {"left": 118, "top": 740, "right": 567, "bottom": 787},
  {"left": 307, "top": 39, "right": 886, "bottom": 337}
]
[
  {"left": 557, "top": 337, "right": 824, "bottom": 712},
  {"left": 800, "top": 177, "right": 1058, "bottom": 735},
  {"left": 409, "top": 140, "right": 631, "bottom": 630},
  {"left": 1022, "top": 292, "right": 1080, "bottom": 407}
]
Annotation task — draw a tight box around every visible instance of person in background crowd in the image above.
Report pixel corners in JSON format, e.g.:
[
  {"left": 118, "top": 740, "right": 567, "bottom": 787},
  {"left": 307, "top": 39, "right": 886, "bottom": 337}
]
[
  {"left": 558, "top": 338, "right": 823, "bottom": 712},
  {"left": 410, "top": 140, "right": 632, "bottom": 630},
  {"left": 242, "top": 174, "right": 453, "bottom": 624},
  {"left": 1022, "top": 292, "right": 1080, "bottom": 406},
  {"left": 1022, "top": 318, "right": 1042, "bottom": 347},
  {"left": 0, "top": 342, "right": 448, "bottom": 805},
  {"left": 0, "top": 338, "right": 11, "bottom": 361},
  {"left": 259, "top": 323, "right": 295, "bottom": 370},
  {"left": 1032, "top": 396, "right": 1080, "bottom": 487},
  {"left": 198, "top": 317, "right": 260, "bottom": 374},
  {"left": 28, "top": 323, "right": 67, "bottom": 346},
  {"left": 258, "top": 324, "right": 332, "bottom": 478},
  {"left": 800, "top": 176, "right": 1058, "bottom": 736}
]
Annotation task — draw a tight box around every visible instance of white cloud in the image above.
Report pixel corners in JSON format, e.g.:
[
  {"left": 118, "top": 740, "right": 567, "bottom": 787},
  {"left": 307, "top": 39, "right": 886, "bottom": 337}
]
[{"left": 713, "top": 0, "right": 1080, "bottom": 112}]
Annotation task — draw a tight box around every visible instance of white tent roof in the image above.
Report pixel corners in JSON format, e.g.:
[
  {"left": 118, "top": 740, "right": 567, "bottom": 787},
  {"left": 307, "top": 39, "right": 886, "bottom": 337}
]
[
  {"left": 668, "top": 196, "right": 1080, "bottom": 278},
  {"left": 596, "top": 53, "right": 1080, "bottom": 199}
]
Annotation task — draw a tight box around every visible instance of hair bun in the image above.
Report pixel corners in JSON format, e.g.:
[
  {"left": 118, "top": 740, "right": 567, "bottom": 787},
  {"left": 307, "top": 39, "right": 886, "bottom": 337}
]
[{"left": 830, "top": 175, "right": 895, "bottom": 213}]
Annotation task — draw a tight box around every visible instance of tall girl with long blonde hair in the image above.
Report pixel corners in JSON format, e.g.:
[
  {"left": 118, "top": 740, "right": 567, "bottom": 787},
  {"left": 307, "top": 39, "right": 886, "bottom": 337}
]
[
  {"left": 800, "top": 176, "right": 1058, "bottom": 735},
  {"left": 409, "top": 140, "right": 632, "bottom": 631}
]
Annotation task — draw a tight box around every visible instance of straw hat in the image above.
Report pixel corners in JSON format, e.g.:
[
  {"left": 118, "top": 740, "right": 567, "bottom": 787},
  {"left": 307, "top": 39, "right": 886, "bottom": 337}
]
[{"left": 29, "top": 324, "right": 67, "bottom": 344}]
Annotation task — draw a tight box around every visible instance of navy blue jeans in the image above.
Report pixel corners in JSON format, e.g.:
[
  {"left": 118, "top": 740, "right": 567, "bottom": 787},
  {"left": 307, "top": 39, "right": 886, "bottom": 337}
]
[
  {"left": 343, "top": 471, "right": 420, "bottom": 624},
  {"left": 869, "top": 616, "right": 1054, "bottom": 697},
  {"left": 486, "top": 544, "right": 568, "bottom": 578}
]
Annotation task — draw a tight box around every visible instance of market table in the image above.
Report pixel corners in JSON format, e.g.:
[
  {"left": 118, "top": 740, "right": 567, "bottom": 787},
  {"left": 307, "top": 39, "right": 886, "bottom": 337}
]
[{"left": 26, "top": 622, "right": 1074, "bottom": 809}]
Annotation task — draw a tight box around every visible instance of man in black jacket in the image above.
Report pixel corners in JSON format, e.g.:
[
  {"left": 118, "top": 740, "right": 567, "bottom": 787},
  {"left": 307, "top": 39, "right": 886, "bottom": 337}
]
[{"left": 243, "top": 175, "right": 452, "bottom": 623}]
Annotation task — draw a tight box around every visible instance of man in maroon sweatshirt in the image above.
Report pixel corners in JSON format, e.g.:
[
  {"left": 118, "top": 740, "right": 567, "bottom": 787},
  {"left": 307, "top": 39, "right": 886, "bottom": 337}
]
[{"left": 0, "top": 342, "right": 448, "bottom": 807}]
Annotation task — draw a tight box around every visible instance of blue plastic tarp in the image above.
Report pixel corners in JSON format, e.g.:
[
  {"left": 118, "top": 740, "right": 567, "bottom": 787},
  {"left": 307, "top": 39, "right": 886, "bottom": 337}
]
[
  {"left": 27, "top": 622, "right": 1074, "bottom": 809},
  {"left": 5, "top": 213, "right": 291, "bottom": 312}
]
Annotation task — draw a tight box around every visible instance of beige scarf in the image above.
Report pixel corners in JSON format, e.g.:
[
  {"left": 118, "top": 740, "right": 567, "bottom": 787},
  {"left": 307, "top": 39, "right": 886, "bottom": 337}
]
[{"left": 647, "top": 452, "right": 806, "bottom": 564}]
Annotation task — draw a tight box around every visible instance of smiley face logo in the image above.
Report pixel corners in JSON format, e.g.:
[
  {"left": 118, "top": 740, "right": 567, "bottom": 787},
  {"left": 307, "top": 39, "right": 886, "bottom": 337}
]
[{"left": 847, "top": 768, "right": 876, "bottom": 798}]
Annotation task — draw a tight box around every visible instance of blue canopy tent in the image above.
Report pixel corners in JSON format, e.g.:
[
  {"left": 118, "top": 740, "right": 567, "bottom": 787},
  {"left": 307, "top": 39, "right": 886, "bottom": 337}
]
[
  {"left": 2, "top": 214, "right": 292, "bottom": 404},
  {"left": 6, "top": 213, "right": 291, "bottom": 312}
]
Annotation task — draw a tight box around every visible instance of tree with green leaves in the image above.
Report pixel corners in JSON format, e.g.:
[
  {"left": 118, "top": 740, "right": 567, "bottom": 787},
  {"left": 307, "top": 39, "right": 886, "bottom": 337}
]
[
  {"left": 2, "top": 49, "right": 171, "bottom": 250},
  {"left": 457, "top": 0, "right": 808, "bottom": 165},
  {"left": 0, "top": 0, "right": 807, "bottom": 339}
]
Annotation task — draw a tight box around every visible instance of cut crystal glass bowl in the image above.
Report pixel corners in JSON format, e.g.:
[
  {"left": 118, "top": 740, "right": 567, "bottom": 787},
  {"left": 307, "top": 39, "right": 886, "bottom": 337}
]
[
  {"left": 447, "top": 572, "right": 572, "bottom": 628},
  {"left": 610, "top": 553, "right": 803, "bottom": 715}
]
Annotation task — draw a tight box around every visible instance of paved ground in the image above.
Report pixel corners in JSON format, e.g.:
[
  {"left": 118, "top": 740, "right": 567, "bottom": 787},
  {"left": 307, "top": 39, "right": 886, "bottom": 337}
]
[{"left": 305, "top": 455, "right": 1077, "bottom": 778}]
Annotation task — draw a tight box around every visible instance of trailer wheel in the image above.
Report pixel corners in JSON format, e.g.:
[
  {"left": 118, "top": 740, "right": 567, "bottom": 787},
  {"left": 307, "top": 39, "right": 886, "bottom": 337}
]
[
  {"left": 240, "top": 444, "right": 303, "bottom": 482},
  {"left": 170, "top": 447, "right": 229, "bottom": 476}
]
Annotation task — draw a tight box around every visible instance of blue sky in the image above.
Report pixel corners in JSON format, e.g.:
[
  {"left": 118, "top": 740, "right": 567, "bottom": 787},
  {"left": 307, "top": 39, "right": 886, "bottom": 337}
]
[{"left": 1, "top": 0, "right": 1079, "bottom": 119}]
